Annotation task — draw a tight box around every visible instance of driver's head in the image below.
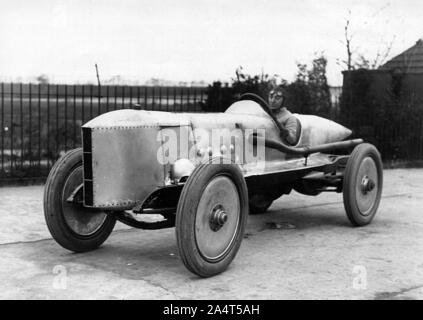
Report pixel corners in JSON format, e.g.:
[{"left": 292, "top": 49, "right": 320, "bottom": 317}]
[{"left": 268, "top": 86, "right": 285, "bottom": 111}]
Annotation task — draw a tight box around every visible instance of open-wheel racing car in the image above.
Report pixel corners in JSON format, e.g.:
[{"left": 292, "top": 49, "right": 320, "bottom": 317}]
[{"left": 44, "top": 93, "right": 383, "bottom": 277}]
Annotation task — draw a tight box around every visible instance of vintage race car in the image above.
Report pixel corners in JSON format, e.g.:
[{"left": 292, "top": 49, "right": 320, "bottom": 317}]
[{"left": 44, "top": 93, "right": 383, "bottom": 277}]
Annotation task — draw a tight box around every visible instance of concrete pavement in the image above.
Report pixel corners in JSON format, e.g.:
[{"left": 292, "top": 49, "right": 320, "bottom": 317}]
[{"left": 0, "top": 169, "right": 422, "bottom": 299}]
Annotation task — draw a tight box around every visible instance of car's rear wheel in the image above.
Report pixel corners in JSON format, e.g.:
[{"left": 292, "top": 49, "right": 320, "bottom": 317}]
[
  {"left": 44, "top": 148, "right": 116, "bottom": 252},
  {"left": 343, "top": 143, "right": 383, "bottom": 226},
  {"left": 175, "top": 160, "right": 248, "bottom": 277}
]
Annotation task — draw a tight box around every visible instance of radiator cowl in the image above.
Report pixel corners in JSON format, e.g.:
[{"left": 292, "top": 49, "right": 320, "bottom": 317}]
[{"left": 82, "top": 127, "right": 93, "bottom": 206}]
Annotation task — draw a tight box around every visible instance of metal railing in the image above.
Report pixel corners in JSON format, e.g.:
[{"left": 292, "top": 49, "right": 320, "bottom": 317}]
[
  {"left": 1, "top": 81, "right": 423, "bottom": 183},
  {"left": 0, "top": 83, "right": 208, "bottom": 183}
]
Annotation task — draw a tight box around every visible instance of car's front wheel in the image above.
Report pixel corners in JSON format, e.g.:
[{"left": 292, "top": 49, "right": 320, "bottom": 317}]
[
  {"left": 44, "top": 148, "right": 116, "bottom": 252},
  {"left": 175, "top": 160, "right": 248, "bottom": 277}
]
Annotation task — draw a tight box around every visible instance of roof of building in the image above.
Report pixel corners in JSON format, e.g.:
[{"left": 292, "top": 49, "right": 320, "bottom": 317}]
[{"left": 379, "top": 39, "right": 423, "bottom": 73}]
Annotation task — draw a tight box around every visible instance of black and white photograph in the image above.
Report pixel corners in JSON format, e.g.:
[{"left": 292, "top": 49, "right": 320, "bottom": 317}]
[{"left": 0, "top": 0, "right": 422, "bottom": 302}]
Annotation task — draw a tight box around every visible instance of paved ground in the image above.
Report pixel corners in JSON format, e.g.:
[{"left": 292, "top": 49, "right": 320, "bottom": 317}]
[{"left": 0, "top": 168, "right": 422, "bottom": 300}]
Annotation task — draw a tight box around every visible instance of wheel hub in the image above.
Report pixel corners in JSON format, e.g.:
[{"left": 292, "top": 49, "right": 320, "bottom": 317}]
[
  {"left": 209, "top": 205, "right": 228, "bottom": 231},
  {"left": 355, "top": 157, "right": 379, "bottom": 216},
  {"left": 360, "top": 175, "right": 376, "bottom": 194},
  {"left": 195, "top": 175, "right": 240, "bottom": 261}
]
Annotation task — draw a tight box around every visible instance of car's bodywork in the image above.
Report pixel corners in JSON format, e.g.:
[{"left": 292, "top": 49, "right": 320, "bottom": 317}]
[
  {"left": 45, "top": 96, "right": 383, "bottom": 277},
  {"left": 81, "top": 100, "right": 355, "bottom": 211}
]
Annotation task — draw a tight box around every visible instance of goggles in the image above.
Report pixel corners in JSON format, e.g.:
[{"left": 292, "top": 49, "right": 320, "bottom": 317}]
[{"left": 269, "top": 91, "right": 284, "bottom": 99}]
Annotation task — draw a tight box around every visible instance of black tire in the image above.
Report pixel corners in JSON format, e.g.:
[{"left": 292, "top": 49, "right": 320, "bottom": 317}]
[
  {"left": 249, "top": 194, "right": 273, "bottom": 214},
  {"left": 175, "top": 160, "right": 248, "bottom": 277},
  {"left": 343, "top": 143, "right": 383, "bottom": 226},
  {"left": 44, "top": 148, "right": 116, "bottom": 252}
]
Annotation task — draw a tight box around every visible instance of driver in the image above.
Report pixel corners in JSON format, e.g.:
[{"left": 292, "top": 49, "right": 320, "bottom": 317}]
[{"left": 268, "top": 86, "right": 300, "bottom": 145}]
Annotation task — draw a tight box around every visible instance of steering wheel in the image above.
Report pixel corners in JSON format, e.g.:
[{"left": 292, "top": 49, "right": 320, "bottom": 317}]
[{"left": 239, "top": 93, "right": 289, "bottom": 140}]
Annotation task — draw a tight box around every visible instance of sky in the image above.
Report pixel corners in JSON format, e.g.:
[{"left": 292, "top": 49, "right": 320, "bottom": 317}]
[{"left": 0, "top": 0, "right": 422, "bottom": 86}]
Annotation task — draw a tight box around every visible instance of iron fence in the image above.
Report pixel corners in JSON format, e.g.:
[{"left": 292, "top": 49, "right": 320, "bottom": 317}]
[
  {"left": 0, "top": 83, "right": 208, "bottom": 183},
  {"left": 1, "top": 81, "right": 423, "bottom": 184}
]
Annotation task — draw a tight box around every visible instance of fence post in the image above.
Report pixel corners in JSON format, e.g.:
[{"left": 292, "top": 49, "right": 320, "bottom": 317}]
[
  {"left": 180, "top": 87, "right": 184, "bottom": 112},
  {"left": 47, "top": 84, "right": 50, "bottom": 168},
  {"left": 158, "top": 86, "right": 161, "bottom": 110},
  {"left": 114, "top": 85, "right": 117, "bottom": 110},
  {"left": 90, "top": 84, "right": 93, "bottom": 118},
  {"left": 39, "top": 84, "right": 42, "bottom": 171},
  {"left": 97, "top": 83, "right": 101, "bottom": 116},
  {"left": 200, "top": 87, "right": 204, "bottom": 112},
  {"left": 65, "top": 85, "right": 68, "bottom": 151},
  {"left": 73, "top": 84, "right": 76, "bottom": 149},
  {"left": 10, "top": 82, "right": 14, "bottom": 176},
  {"left": 1, "top": 83, "right": 4, "bottom": 174},
  {"left": 20, "top": 83, "right": 23, "bottom": 170},
  {"left": 137, "top": 86, "right": 140, "bottom": 109},
  {"left": 144, "top": 86, "right": 148, "bottom": 110},
  {"left": 121, "top": 86, "right": 124, "bottom": 109},
  {"left": 151, "top": 87, "right": 156, "bottom": 110},
  {"left": 106, "top": 85, "right": 109, "bottom": 112},
  {"left": 167, "top": 86, "right": 171, "bottom": 111},
  {"left": 56, "top": 84, "right": 59, "bottom": 159}
]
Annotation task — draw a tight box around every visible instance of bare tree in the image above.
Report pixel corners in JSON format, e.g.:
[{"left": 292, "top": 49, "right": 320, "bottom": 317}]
[
  {"left": 338, "top": 6, "right": 395, "bottom": 71},
  {"left": 370, "top": 36, "right": 396, "bottom": 69},
  {"left": 336, "top": 10, "right": 354, "bottom": 71}
]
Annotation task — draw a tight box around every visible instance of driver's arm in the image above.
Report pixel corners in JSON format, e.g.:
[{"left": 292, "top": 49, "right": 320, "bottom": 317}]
[{"left": 283, "top": 116, "right": 301, "bottom": 145}]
